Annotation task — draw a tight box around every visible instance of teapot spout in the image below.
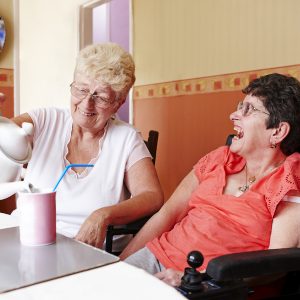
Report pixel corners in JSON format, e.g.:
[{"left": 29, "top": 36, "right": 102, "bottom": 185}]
[{"left": 0, "top": 181, "right": 31, "bottom": 200}]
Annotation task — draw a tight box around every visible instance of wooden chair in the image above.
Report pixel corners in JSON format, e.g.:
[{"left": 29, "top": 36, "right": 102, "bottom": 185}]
[{"left": 105, "top": 130, "right": 159, "bottom": 255}]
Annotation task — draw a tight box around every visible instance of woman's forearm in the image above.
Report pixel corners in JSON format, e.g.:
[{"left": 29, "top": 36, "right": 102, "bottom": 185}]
[
  {"left": 120, "top": 170, "right": 198, "bottom": 259},
  {"left": 120, "top": 209, "right": 175, "bottom": 260},
  {"left": 75, "top": 190, "right": 163, "bottom": 248},
  {"left": 100, "top": 190, "right": 163, "bottom": 226}
]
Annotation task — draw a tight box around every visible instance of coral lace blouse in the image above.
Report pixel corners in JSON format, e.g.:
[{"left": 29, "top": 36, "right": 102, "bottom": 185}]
[{"left": 147, "top": 146, "right": 300, "bottom": 271}]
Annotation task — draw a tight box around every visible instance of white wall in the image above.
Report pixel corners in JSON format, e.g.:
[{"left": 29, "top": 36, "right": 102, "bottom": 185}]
[
  {"left": 19, "top": 0, "right": 87, "bottom": 113},
  {"left": 133, "top": 0, "right": 300, "bottom": 86}
]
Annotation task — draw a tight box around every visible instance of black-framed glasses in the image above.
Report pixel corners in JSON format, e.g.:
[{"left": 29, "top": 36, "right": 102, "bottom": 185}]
[
  {"left": 70, "top": 82, "right": 117, "bottom": 108},
  {"left": 237, "top": 101, "right": 270, "bottom": 117}
]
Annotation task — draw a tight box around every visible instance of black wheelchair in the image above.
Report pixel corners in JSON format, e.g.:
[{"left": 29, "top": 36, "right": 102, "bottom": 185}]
[{"left": 177, "top": 248, "right": 300, "bottom": 299}]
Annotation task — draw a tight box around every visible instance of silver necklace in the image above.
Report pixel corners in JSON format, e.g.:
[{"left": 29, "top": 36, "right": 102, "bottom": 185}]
[
  {"left": 238, "top": 165, "right": 256, "bottom": 193},
  {"left": 238, "top": 159, "right": 286, "bottom": 193}
]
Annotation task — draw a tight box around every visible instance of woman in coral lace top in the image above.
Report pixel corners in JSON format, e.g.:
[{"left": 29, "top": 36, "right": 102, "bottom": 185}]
[{"left": 121, "top": 73, "right": 300, "bottom": 286}]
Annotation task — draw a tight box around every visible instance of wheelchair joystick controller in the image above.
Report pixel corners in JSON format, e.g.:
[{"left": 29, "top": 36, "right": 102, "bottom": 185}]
[{"left": 179, "top": 250, "right": 205, "bottom": 293}]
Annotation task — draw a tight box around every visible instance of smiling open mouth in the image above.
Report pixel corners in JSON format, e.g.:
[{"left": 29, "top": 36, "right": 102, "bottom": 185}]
[
  {"left": 78, "top": 109, "right": 96, "bottom": 117},
  {"left": 233, "top": 126, "right": 244, "bottom": 140}
]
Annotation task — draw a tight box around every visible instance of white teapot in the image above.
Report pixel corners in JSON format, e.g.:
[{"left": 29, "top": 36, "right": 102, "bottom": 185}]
[{"left": 0, "top": 116, "right": 33, "bottom": 199}]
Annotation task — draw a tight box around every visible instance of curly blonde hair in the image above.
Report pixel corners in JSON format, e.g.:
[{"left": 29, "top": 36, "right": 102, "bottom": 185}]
[{"left": 75, "top": 43, "right": 135, "bottom": 102}]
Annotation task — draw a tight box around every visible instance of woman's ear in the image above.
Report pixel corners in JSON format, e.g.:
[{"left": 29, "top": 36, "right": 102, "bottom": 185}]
[
  {"left": 113, "top": 99, "right": 126, "bottom": 113},
  {"left": 271, "top": 122, "right": 290, "bottom": 144}
]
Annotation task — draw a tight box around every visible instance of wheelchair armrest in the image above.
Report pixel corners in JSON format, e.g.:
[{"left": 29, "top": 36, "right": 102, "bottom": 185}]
[
  {"left": 106, "top": 215, "right": 150, "bottom": 235},
  {"left": 206, "top": 248, "right": 300, "bottom": 282},
  {"left": 105, "top": 215, "right": 151, "bottom": 254}
]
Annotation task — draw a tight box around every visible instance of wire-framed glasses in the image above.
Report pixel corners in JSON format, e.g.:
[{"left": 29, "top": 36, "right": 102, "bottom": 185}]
[
  {"left": 70, "top": 82, "right": 117, "bottom": 108},
  {"left": 237, "top": 101, "right": 270, "bottom": 117}
]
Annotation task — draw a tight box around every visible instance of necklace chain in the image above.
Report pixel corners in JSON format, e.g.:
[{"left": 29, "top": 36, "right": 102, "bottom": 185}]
[{"left": 238, "top": 159, "right": 285, "bottom": 193}]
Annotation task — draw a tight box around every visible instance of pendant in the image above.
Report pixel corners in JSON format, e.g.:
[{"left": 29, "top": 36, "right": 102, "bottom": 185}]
[
  {"left": 248, "top": 176, "right": 256, "bottom": 184},
  {"left": 238, "top": 184, "right": 249, "bottom": 193}
]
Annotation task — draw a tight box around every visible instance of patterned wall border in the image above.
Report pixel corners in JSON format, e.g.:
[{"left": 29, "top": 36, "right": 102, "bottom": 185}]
[
  {"left": 134, "top": 65, "right": 300, "bottom": 99},
  {"left": 0, "top": 68, "right": 14, "bottom": 87}
]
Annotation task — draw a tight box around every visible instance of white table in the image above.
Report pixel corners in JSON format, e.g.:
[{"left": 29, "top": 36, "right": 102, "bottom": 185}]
[{"left": 0, "top": 213, "right": 186, "bottom": 300}]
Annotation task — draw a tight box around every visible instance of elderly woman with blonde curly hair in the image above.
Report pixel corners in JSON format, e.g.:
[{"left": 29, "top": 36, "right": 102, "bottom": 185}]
[{"left": 11, "top": 43, "right": 164, "bottom": 251}]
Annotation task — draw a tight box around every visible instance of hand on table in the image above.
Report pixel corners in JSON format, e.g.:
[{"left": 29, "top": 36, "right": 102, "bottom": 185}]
[
  {"left": 75, "top": 208, "right": 109, "bottom": 249},
  {"left": 155, "top": 268, "right": 184, "bottom": 287}
]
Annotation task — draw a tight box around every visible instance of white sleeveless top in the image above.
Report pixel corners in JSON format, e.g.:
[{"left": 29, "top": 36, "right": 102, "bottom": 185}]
[{"left": 17, "top": 107, "right": 151, "bottom": 247}]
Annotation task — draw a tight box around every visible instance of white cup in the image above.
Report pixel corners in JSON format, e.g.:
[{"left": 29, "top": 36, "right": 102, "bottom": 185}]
[{"left": 17, "top": 189, "right": 56, "bottom": 246}]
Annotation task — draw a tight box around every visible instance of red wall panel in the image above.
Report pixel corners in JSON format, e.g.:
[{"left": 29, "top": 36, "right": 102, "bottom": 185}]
[{"left": 133, "top": 65, "right": 300, "bottom": 198}]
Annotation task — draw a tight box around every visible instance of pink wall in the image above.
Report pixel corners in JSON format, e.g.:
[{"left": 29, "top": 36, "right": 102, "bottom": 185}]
[
  {"left": 109, "top": 0, "right": 129, "bottom": 51},
  {"left": 92, "top": 4, "right": 109, "bottom": 44},
  {"left": 93, "top": 0, "right": 130, "bottom": 122}
]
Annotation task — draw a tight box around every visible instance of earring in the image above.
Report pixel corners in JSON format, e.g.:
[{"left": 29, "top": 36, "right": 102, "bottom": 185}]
[{"left": 270, "top": 142, "right": 277, "bottom": 148}]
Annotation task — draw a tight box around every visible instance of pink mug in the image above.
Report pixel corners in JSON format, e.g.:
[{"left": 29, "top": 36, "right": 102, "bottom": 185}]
[{"left": 17, "top": 189, "right": 56, "bottom": 246}]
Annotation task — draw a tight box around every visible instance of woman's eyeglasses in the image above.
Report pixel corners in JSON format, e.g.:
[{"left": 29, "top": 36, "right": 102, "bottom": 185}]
[
  {"left": 237, "top": 101, "right": 270, "bottom": 117},
  {"left": 70, "top": 82, "right": 117, "bottom": 108}
]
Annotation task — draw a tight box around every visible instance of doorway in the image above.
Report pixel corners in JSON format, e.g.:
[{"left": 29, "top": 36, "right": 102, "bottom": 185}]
[{"left": 79, "top": 0, "right": 131, "bottom": 122}]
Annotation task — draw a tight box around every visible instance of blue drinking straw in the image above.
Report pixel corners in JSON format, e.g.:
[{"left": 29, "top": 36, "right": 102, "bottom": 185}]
[{"left": 52, "top": 164, "right": 94, "bottom": 192}]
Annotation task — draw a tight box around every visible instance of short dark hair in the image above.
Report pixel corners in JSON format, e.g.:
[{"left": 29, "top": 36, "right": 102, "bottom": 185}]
[{"left": 243, "top": 73, "right": 300, "bottom": 155}]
